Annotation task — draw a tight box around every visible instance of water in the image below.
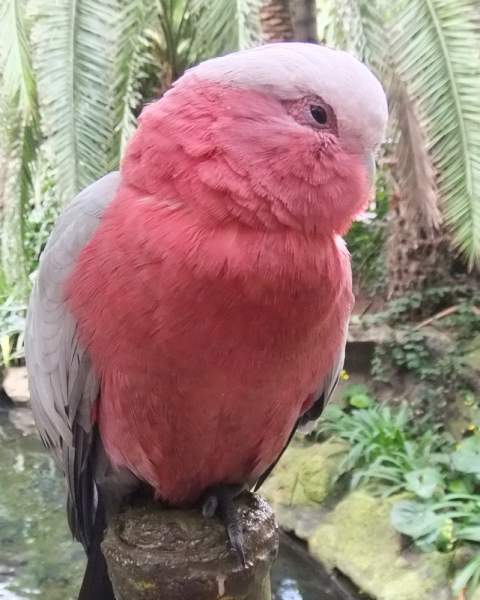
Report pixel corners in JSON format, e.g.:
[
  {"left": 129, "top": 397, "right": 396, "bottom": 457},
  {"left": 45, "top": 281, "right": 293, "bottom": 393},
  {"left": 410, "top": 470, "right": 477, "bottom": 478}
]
[{"left": 0, "top": 408, "right": 356, "bottom": 600}]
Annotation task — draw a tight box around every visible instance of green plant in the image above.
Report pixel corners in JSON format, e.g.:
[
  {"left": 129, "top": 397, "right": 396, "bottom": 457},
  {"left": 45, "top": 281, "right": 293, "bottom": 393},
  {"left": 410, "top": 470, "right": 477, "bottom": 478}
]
[
  {"left": 346, "top": 173, "right": 389, "bottom": 295},
  {"left": 341, "top": 383, "right": 374, "bottom": 409},
  {"left": 0, "top": 297, "right": 26, "bottom": 366},
  {"left": 453, "top": 553, "right": 480, "bottom": 600},
  {"left": 320, "top": 0, "right": 480, "bottom": 268},
  {"left": 392, "top": 493, "right": 480, "bottom": 598},
  {"left": 371, "top": 325, "right": 475, "bottom": 423},
  {"left": 317, "top": 401, "right": 451, "bottom": 491},
  {"left": 319, "top": 399, "right": 480, "bottom": 598},
  {"left": 369, "top": 283, "right": 479, "bottom": 325}
]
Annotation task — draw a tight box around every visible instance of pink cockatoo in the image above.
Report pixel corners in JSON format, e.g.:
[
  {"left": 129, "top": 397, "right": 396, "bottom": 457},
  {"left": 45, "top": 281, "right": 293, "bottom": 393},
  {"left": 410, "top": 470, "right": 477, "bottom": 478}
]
[{"left": 25, "top": 42, "right": 387, "bottom": 599}]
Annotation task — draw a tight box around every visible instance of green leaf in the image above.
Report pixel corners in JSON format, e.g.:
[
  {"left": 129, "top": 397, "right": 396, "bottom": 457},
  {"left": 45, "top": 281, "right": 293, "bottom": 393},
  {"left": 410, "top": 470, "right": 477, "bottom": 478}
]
[
  {"left": 456, "top": 525, "right": 480, "bottom": 543},
  {"left": 452, "top": 436, "right": 480, "bottom": 475},
  {"left": 390, "top": 0, "right": 480, "bottom": 267},
  {"left": 390, "top": 500, "right": 443, "bottom": 538},
  {"left": 192, "top": 0, "right": 261, "bottom": 56},
  {"left": 452, "top": 554, "right": 480, "bottom": 596},
  {"left": 448, "top": 477, "right": 474, "bottom": 495},
  {"left": 30, "top": 0, "right": 154, "bottom": 201},
  {"left": 348, "top": 393, "right": 374, "bottom": 409},
  {"left": 342, "top": 384, "right": 374, "bottom": 408},
  {"left": 112, "top": 0, "right": 157, "bottom": 160},
  {"left": 0, "top": 0, "right": 37, "bottom": 115},
  {"left": 31, "top": 0, "right": 112, "bottom": 200},
  {"left": 404, "top": 468, "right": 444, "bottom": 499},
  {"left": 0, "top": 0, "right": 40, "bottom": 294}
]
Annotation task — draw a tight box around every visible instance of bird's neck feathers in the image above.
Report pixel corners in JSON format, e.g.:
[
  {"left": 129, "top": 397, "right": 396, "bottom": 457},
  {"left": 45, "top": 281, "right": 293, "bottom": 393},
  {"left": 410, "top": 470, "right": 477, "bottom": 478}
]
[{"left": 121, "top": 79, "right": 370, "bottom": 237}]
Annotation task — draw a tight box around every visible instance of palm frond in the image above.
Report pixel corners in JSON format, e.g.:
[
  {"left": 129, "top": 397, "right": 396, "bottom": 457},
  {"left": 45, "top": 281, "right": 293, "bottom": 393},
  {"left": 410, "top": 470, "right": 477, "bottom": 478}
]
[
  {"left": 388, "top": 76, "right": 441, "bottom": 231},
  {"left": 31, "top": 0, "right": 119, "bottom": 201},
  {"left": 0, "top": 0, "right": 37, "bottom": 115},
  {"left": 0, "top": 104, "right": 36, "bottom": 296},
  {"left": 192, "top": 0, "right": 262, "bottom": 59},
  {"left": 390, "top": 0, "right": 480, "bottom": 267},
  {"left": 0, "top": 0, "right": 38, "bottom": 296},
  {"left": 111, "top": 0, "right": 156, "bottom": 160},
  {"left": 317, "top": 0, "right": 388, "bottom": 71}
]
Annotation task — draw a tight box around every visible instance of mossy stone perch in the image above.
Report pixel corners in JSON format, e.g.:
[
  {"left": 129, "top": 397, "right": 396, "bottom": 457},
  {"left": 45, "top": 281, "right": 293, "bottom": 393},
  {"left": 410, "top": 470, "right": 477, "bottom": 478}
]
[{"left": 102, "top": 492, "right": 278, "bottom": 600}]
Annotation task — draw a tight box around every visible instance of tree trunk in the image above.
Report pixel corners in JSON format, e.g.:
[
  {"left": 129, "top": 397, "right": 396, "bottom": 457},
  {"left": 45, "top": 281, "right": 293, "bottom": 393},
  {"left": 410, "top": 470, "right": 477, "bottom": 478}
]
[
  {"left": 259, "top": 0, "right": 294, "bottom": 42},
  {"left": 386, "top": 190, "right": 452, "bottom": 299},
  {"left": 260, "top": 1, "right": 318, "bottom": 43},
  {"left": 292, "top": 0, "right": 318, "bottom": 42}
]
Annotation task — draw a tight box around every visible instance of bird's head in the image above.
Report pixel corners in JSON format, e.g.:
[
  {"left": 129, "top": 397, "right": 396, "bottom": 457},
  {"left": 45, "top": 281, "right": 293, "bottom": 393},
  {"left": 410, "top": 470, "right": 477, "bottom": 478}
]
[{"left": 123, "top": 43, "right": 388, "bottom": 236}]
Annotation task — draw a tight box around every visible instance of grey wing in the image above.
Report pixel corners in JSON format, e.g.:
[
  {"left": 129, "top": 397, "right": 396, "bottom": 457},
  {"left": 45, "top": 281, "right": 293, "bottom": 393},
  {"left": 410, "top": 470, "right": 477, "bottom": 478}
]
[
  {"left": 25, "top": 172, "right": 121, "bottom": 548},
  {"left": 254, "top": 326, "right": 348, "bottom": 491}
]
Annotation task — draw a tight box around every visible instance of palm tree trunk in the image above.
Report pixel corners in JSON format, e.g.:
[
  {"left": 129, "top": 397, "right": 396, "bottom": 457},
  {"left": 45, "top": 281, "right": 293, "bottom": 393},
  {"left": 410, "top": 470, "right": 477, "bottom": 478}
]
[
  {"left": 259, "top": 0, "right": 294, "bottom": 42},
  {"left": 260, "top": 0, "right": 318, "bottom": 43},
  {"left": 386, "top": 190, "right": 452, "bottom": 299},
  {"left": 292, "top": 0, "right": 317, "bottom": 42}
]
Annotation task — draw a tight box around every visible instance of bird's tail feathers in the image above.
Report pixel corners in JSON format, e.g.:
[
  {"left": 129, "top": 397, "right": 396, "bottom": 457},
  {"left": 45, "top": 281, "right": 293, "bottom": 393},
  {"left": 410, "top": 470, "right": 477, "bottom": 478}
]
[{"left": 77, "top": 497, "right": 115, "bottom": 600}]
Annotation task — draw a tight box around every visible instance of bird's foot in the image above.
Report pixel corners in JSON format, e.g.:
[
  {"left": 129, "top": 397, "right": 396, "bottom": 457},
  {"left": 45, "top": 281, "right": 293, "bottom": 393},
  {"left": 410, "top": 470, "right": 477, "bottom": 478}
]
[{"left": 201, "top": 484, "right": 248, "bottom": 567}]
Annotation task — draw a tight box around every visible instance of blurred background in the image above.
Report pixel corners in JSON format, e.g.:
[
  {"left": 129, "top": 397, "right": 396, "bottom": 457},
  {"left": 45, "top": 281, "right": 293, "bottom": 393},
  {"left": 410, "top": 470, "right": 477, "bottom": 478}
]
[{"left": 0, "top": 1, "right": 479, "bottom": 599}]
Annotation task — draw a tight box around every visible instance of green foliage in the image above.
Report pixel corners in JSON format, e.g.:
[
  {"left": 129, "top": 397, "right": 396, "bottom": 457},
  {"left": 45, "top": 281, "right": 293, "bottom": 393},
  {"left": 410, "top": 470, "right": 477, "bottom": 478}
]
[
  {"left": 372, "top": 283, "right": 479, "bottom": 324},
  {"left": 346, "top": 174, "right": 389, "bottom": 295},
  {"left": 0, "top": 147, "right": 59, "bottom": 366},
  {"left": 371, "top": 326, "right": 475, "bottom": 422},
  {"left": 318, "top": 400, "right": 480, "bottom": 597},
  {"left": 392, "top": 494, "right": 480, "bottom": 596},
  {"left": 342, "top": 383, "right": 374, "bottom": 409},
  {"left": 317, "top": 402, "right": 447, "bottom": 491},
  {"left": 367, "top": 287, "right": 480, "bottom": 423},
  {"left": 391, "top": 0, "right": 480, "bottom": 268},
  {"left": 319, "top": 0, "right": 480, "bottom": 268}
]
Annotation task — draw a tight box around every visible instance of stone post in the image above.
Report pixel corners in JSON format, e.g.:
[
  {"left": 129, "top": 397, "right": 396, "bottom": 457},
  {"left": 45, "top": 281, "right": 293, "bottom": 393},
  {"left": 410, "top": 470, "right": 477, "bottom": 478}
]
[{"left": 102, "top": 492, "right": 278, "bottom": 600}]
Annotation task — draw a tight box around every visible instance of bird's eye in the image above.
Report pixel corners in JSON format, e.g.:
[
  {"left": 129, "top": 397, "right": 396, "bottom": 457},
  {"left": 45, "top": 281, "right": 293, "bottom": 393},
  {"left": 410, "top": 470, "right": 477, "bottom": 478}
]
[{"left": 310, "top": 105, "right": 328, "bottom": 125}]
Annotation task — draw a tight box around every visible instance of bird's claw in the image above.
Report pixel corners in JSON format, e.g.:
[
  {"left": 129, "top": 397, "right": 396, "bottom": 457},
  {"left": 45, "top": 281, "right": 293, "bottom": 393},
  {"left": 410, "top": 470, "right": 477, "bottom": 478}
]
[
  {"left": 227, "top": 518, "right": 247, "bottom": 567},
  {"left": 201, "top": 494, "right": 218, "bottom": 518},
  {"left": 201, "top": 484, "right": 247, "bottom": 567}
]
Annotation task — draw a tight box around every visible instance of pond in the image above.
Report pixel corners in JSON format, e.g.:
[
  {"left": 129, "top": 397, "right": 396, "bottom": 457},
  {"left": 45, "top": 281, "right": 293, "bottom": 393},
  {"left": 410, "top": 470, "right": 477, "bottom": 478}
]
[{"left": 0, "top": 407, "right": 357, "bottom": 600}]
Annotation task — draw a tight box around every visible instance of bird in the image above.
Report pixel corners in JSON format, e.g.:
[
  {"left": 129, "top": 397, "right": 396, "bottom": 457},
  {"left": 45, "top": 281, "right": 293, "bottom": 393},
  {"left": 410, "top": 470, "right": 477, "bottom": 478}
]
[{"left": 25, "top": 42, "right": 387, "bottom": 600}]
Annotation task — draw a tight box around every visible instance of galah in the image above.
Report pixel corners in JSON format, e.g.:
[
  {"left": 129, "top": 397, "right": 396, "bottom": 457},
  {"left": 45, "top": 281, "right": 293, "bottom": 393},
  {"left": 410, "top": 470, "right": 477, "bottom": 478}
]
[{"left": 25, "top": 42, "right": 387, "bottom": 599}]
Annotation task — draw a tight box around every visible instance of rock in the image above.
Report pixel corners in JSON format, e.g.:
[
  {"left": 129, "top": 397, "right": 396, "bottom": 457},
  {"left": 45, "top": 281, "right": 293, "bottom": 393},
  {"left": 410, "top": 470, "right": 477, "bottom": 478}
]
[
  {"left": 308, "top": 491, "right": 452, "bottom": 600},
  {"left": 346, "top": 321, "right": 393, "bottom": 374},
  {"left": 2, "top": 367, "right": 29, "bottom": 404},
  {"left": 262, "top": 440, "right": 346, "bottom": 507},
  {"left": 261, "top": 440, "right": 346, "bottom": 539},
  {"left": 8, "top": 407, "right": 36, "bottom": 436}
]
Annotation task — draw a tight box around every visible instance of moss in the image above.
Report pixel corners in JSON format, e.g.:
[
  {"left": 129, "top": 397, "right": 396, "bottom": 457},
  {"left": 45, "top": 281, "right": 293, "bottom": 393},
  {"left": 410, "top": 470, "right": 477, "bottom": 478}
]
[
  {"left": 309, "top": 491, "right": 453, "bottom": 600},
  {"left": 132, "top": 580, "right": 156, "bottom": 591},
  {"left": 261, "top": 440, "right": 346, "bottom": 507},
  {"left": 447, "top": 395, "right": 480, "bottom": 439}
]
